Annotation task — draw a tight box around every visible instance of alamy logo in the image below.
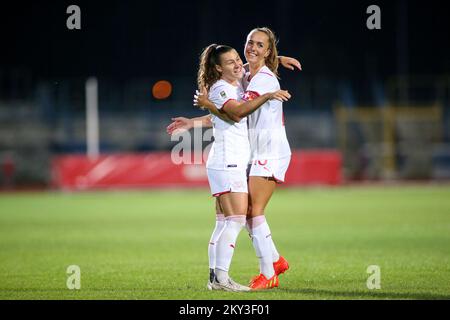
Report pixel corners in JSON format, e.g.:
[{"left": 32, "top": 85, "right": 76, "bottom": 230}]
[
  {"left": 66, "top": 265, "right": 81, "bottom": 290},
  {"left": 366, "top": 265, "right": 381, "bottom": 289},
  {"left": 171, "top": 124, "right": 213, "bottom": 165},
  {"left": 66, "top": 5, "right": 81, "bottom": 30},
  {"left": 170, "top": 125, "right": 275, "bottom": 165},
  {"left": 366, "top": 5, "right": 381, "bottom": 30}
]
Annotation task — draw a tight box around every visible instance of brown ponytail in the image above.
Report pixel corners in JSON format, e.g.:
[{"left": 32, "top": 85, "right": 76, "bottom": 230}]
[{"left": 197, "top": 44, "right": 234, "bottom": 91}]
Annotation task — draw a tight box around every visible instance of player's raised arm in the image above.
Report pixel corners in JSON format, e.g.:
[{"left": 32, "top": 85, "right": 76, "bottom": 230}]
[
  {"left": 195, "top": 88, "right": 290, "bottom": 123},
  {"left": 223, "top": 90, "right": 291, "bottom": 120},
  {"left": 278, "top": 56, "right": 302, "bottom": 71},
  {"left": 166, "top": 115, "right": 212, "bottom": 136}
]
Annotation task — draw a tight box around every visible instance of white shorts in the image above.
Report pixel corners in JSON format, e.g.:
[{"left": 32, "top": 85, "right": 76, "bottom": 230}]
[
  {"left": 248, "top": 156, "right": 291, "bottom": 183},
  {"left": 206, "top": 169, "right": 248, "bottom": 197}
]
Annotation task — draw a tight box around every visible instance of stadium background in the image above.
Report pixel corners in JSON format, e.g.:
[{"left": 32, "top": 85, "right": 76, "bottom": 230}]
[{"left": 0, "top": 0, "right": 449, "bottom": 300}]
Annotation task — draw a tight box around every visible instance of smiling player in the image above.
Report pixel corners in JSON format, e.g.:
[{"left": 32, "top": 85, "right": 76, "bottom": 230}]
[{"left": 193, "top": 43, "right": 290, "bottom": 292}]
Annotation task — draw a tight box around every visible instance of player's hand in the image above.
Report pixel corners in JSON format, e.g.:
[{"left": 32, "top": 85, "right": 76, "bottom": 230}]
[
  {"left": 193, "top": 87, "right": 209, "bottom": 110},
  {"left": 279, "top": 56, "right": 302, "bottom": 71},
  {"left": 166, "top": 117, "right": 194, "bottom": 135},
  {"left": 269, "top": 90, "right": 291, "bottom": 102}
]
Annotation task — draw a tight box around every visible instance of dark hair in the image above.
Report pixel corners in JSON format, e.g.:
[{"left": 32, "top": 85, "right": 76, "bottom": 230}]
[{"left": 197, "top": 44, "right": 234, "bottom": 91}]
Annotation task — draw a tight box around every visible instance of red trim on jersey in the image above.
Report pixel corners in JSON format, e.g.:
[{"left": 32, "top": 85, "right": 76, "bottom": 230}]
[
  {"left": 222, "top": 98, "right": 237, "bottom": 108},
  {"left": 282, "top": 111, "right": 285, "bottom": 126},
  {"left": 272, "top": 175, "right": 285, "bottom": 184},
  {"left": 242, "top": 91, "right": 260, "bottom": 101},
  {"left": 257, "top": 160, "right": 268, "bottom": 166},
  {"left": 212, "top": 190, "right": 231, "bottom": 197}
]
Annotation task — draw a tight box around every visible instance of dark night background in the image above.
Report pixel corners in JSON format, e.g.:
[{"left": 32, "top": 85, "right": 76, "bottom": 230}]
[
  {"left": 1, "top": 0, "right": 449, "bottom": 82},
  {"left": 1, "top": 0, "right": 450, "bottom": 185}
]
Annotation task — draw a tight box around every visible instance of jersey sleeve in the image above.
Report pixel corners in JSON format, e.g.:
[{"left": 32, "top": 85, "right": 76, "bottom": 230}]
[
  {"left": 242, "top": 72, "right": 277, "bottom": 101},
  {"left": 209, "top": 84, "right": 238, "bottom": 110}
]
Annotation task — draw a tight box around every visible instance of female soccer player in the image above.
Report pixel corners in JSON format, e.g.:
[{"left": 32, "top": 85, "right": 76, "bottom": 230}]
[
  {"left": 169, "top": 28, "right": 300, "bottom": 290},
  {"left": 168, "top": 30, "right": 300, "bottom": 290},
  {"left": 190, "top": 43, "right": 291, "bottom": 292},
  {"left": 234, "top": 27, "right": 293, "bottom": 290}
]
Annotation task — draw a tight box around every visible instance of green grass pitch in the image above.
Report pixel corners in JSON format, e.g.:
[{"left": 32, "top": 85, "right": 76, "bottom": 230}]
[{"left": 0, "top": 185, "right": 449, "bottom": 300}]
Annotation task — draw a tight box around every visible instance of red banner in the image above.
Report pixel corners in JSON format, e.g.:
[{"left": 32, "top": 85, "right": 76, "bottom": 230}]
[{"left": 52, "top": 150, "right": 342, "bottom": 190}]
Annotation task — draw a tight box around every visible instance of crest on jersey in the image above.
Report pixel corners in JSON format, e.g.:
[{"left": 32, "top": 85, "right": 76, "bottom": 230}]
[
  {"left": 220, "top": 91, "right": 227, "bottom": 99},
  {"left": 243, "top": 91, "right": 259, "bottom": 101}
]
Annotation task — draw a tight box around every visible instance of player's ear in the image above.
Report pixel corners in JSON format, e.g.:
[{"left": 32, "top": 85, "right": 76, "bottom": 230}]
[
  {"left": 215, "top": 65, "right": 222, "bottom": 73},
  {"left": 264, "top": 49, "right": 271, "bottom": 58}
]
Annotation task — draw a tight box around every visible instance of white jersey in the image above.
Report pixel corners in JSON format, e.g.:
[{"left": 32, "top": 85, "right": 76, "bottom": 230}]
[
  {"left": 242, "top": 66, "right": 291, "bottom": 160},
  {"left": 206, "top": 79, "right": 251, "bottom": 171}
]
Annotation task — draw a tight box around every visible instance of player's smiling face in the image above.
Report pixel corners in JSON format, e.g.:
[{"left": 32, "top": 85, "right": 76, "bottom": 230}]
[
  {"left": 216, "top": 49, "right": 243, "bottom": 82},
  {"left": 244, "top": 31, "right": 270, "bottom": 65}
]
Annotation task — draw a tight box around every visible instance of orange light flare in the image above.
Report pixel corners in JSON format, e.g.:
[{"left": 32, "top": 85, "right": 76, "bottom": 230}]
[{"left": 152, "top": 80, "right": 172, "bottom": 100}]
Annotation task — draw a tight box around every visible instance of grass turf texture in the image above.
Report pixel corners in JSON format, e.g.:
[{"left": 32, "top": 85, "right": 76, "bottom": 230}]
[{"left": 0, "top": 186, "right": 449, "bottom": 300}]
